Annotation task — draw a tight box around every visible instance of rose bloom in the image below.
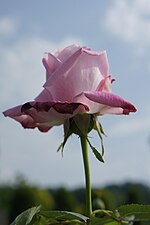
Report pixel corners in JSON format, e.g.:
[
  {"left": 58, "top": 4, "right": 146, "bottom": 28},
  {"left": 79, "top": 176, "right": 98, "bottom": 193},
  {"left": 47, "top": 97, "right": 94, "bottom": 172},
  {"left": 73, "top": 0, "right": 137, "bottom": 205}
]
[{"left": 3, "top": 45, "right": 136, "bottom": 132}]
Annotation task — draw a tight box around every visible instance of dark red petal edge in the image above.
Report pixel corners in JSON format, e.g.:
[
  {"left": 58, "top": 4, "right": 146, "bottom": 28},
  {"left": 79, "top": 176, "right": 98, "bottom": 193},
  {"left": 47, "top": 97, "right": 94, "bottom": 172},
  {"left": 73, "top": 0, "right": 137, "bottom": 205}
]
[{"left": 21, "top": 101, "right": 89, "bottom": 114}]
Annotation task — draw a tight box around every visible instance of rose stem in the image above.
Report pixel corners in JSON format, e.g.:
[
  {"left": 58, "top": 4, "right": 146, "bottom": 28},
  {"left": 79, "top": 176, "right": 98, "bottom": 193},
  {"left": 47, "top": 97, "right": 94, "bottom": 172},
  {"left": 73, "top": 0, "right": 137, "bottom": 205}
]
[{"left": 80, "top": 135, "right": 92, "bottom": 218}]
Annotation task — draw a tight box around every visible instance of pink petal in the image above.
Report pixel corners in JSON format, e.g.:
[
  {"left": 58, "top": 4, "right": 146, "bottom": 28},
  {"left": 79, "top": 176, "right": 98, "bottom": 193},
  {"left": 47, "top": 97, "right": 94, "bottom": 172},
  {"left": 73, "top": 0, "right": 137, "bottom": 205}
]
[
  {"left": 83, "top": 49, "right": 109, "bottom": 77},
  {"left": 3, "top": 105, "right": 51, "bottom": 132},
  {"left": 54, "top": 44, "right": 81, "bottom": 63},
  {"left": 44, "top": 47, "right": 83, "bottom": 88},
  {"left": 42, "top": 53, "right": 62, "bottom": 80},
  {"left": 3, "top": 101, "right": 89, "bottom": 132},
  {"left": 35, "top": 88, "right": 53, "bottom": 102},
  {"left": 84, "top": 91, "right": 137, "bottom": 114},
  {"left": 97, "top": 76, "right": 113, "bottom": 92},
  {"left": 44, "top": 48, "right": 109, "bottom": 102}
]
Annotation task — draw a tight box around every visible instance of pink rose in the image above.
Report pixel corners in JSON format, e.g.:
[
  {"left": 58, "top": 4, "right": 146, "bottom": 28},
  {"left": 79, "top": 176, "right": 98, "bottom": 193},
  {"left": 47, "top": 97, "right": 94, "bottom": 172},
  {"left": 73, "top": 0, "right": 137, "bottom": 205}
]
[{"left": 3, "top": 45, "right": 136, "bottom": 132}]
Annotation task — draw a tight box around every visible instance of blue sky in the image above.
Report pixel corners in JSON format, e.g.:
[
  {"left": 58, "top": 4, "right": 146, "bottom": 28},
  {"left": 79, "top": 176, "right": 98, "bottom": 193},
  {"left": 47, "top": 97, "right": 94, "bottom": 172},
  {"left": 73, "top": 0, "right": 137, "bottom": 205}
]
[{"left": 0, "top": 0, "right": 150, "bottom": 188}]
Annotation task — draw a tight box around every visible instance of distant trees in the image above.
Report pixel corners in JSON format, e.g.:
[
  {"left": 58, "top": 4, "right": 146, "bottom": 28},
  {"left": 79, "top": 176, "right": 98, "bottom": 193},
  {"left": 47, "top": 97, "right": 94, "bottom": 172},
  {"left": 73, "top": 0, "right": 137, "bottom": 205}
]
[
  {"left": 0, "top": 180, "right": 149, "bottom": 225},
  {"left": 9, "top": 180, "right": 54, "bottom": 223}
]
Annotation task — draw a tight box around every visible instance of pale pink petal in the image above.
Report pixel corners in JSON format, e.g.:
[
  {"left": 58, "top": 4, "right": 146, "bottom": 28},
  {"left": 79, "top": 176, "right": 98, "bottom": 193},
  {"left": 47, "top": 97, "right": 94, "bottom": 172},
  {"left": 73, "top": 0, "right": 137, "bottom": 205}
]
[
  {"left": 44, "top": 47, "right": 83, "bottom": 89},
  {"left": 97, "top": 76, "right": 113, "bottom": 92},
  {"left": 3, "top": 105, "right": 50, "bottom": 131},
  {"left": 35, "top": 88, "right": 53, "bottom": 102},
  {"left": 42, "top": 53, "right": 62, "bottom": 80},
  {"left": 83, "top": 49, "right": 109, "bottom": 77},
  {"left": 3, "top": 105, "right": 22, "bottom": 117},
  {"left": 98, "top": 106, "right": 125, "bottom": 115},
  {"left": 54, "top": 44, "right": 81, "bottom": 63},
  {"left": 84, "top": 91, "right": 137, "bottom": 114},
  {"left": 44, "top": 49, "right": 109, "bottom": 102}
]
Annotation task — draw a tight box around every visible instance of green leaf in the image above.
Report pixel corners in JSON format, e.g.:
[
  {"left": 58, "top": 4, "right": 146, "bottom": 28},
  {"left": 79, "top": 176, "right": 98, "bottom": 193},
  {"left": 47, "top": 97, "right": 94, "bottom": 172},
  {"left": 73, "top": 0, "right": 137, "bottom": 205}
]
[
  {"left": 91, "top": 216, "right": 113, "bottom": 225},
  {"left": 40, "top": 210, "right": 89, "bottom": 224},
  {"left": 10, "top": 205, "right": 41, "bottom": 225},
  {"left": 87, "top": 138, "right": 104, "bottom": 163},
  {"left": 117, "top": 204, "right": 150, "bottom": 222},
  {"left": 91, "top": 210, "right": 118, "bottom": 225}
]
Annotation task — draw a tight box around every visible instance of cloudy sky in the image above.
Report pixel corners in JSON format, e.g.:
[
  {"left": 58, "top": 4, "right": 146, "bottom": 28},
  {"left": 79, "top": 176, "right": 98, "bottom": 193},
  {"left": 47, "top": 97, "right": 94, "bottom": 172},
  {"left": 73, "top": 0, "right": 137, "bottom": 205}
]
[{"left": 1, "top": 0, "right": 150, "bottom": 188}]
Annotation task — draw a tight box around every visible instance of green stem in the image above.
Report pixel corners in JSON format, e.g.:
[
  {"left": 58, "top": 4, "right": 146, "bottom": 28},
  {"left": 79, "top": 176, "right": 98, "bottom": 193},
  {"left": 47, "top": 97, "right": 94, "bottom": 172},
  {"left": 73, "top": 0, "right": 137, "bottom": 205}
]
[{"left": 80, "top": 136, "right": 92, "bottom": 218}]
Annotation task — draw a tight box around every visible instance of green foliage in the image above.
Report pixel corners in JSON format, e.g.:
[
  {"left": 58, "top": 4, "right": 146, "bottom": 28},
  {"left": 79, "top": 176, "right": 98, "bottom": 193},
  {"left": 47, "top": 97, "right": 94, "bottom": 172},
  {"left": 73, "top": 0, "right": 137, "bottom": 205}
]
[
  {"left": 92, "top": 189, "right": 116, "bottom": 211},
  {"left": 0, "top": 185, "right": 14, "bottom": 211},
  {"left": 91, "top": 204, "right": 150, "bottom": 224},
  {"left": 52, "top": 187, "right": 78, "bottom": 211},
  {"left": 10, "top": 206, "right": 41, "bottom": 225},
  {"left": 10, "top": 207, "right": 89, "bottom": 225},
  {"left": 117, "top": 204, "right": 150, "bottom": 222},
  {"left": 9, "top": 182, "right": 54, "bottom": 223},
  {"left": 0, "top": 182, "right": 150, "bottom": 225},
  {"left": 9, "top": 204, "right": 150, "bottom": 225},
  {"left": 40, "top": 210, "right": 89, "bottom": 224}
]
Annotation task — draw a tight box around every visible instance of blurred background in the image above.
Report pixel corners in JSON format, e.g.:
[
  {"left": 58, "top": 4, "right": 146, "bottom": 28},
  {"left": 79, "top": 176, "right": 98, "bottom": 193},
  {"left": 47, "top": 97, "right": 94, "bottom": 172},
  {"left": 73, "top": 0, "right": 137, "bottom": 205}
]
[{"left": 0, "top": 0, "right": 150, "bottom": 224}]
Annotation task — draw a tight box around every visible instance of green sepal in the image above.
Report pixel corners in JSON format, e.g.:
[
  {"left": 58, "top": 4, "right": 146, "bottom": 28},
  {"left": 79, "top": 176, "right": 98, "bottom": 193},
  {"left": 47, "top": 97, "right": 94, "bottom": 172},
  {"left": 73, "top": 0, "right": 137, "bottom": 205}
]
[
  {"left": 87, "top": 138, "right": 104, "bottom": 163},
  {"left": 93, "top": 117, "right": 105, "bottom": 156},
  {"left": 72, "top": 114, "right": 91, "bottom": 136},
  {"left": 57, "top": 114, "right": 106, "bottom": 162},
  {"left": 57, "top": 114, "right": 94, "bottom": 154},
  {"left": 57, "top": 119, "right": 73, "bottom": 154}
]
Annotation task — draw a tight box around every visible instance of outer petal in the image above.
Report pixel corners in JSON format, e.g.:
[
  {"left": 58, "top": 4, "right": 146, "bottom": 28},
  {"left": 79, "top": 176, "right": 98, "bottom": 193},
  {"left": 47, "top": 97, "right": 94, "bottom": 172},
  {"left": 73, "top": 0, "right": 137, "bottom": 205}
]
[
  {"left": 42, "top": 53, "right": 62, "bottom": 80},
  {"left": 3, "top": 101, "right": 89, "bottom": 132},
  {"left": 3, "top": 105, "right": 51, "bottom": 132},
  {"left": 84, "top": 91, "right": 137, "bottom": 114},
  {"left": 83, "top": 49, "right": 109, "bottom": 77},
  {"left": 44, "top": 48, "right": 109, "bottom": 102},
  {"left": 35, "top": 88, "right": 53, "bottom": 102},
  {"left": 53, "top": 44, "right": 81, "bottom": 63},
  {"left": 44, "top": 47, "right": 83, "bottom": 88}
]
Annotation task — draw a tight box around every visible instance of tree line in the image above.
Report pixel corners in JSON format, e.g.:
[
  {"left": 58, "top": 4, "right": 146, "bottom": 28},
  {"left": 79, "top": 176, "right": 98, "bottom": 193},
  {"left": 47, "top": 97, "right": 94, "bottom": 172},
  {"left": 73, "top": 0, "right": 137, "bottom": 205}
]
[{"left": 0, "top": 179, "right": 150, "bottom": 225}]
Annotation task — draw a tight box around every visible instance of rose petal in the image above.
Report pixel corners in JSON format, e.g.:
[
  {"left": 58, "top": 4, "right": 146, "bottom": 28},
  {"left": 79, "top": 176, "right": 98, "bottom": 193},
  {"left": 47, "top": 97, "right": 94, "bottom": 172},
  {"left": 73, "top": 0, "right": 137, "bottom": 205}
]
[
  {"left": 44, "top": 48, "right": 109, "bottom": 102},
  {"left": 84, "top": 91, "right": 137, "bottom": 114},
  {"left": 21, "top": 101, "right": 89, "bottom": 115},
  {"left": 44, "top": 47, "right": 83, "bottom": 88},
  {"left": 54, "top": 44, "right": 81, "bottom": 63},
  {"left": 42, "top": 53, "right": 62, "bottom": 80},
  {"left": 83, "top": 49, "right": 109, "bottom": 77},
  {"left": 35, "top": 88, "right": 53, "bottom": 102},
  {"left": 3, "top": 101, "right": 89, "bottom": 132},
  {"left": 3, "top": 105, "right": 51, "bottom": 132},
  {"left": 97, "top": 76, "right": 113, "bottom": 92}
]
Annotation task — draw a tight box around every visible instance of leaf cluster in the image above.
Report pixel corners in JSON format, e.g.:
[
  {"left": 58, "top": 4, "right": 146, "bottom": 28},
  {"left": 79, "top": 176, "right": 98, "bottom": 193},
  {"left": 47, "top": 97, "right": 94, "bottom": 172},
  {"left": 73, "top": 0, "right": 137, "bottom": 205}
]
[{"left": 10, "top": 204, "right": 150, "bottom": 225}]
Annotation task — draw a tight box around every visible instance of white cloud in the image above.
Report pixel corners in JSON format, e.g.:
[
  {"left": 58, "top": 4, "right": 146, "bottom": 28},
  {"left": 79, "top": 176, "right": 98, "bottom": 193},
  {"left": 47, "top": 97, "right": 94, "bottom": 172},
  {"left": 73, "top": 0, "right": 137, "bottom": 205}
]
[
  {"left": 103, "top": 0, "right": 150, "bottom": 48},
  {"left": 0, "top": 17, "right": 17, "bottom": 36},
  {"left": 108, "top": 115, "right": 150, "bottom": 138},
  {"left": 105, "top": 104, "right": 150, "bottom": 138}
]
